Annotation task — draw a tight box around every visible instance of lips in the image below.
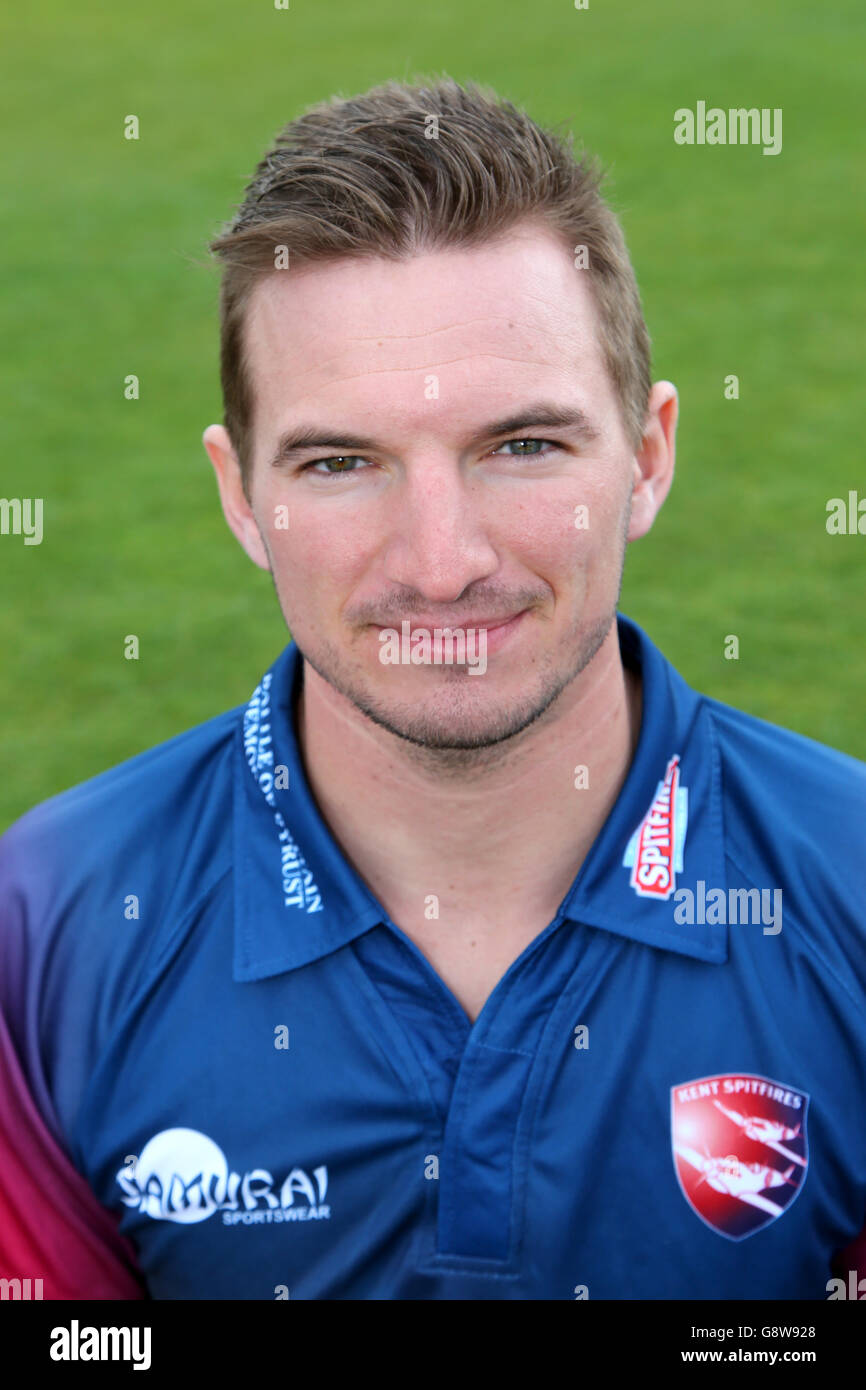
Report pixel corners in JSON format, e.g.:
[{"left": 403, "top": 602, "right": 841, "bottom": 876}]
[
  {"left": 370, "top": 609, "right": 529, "bottom": 661},
  {"left": 372, "top": 612, "right": 524, "bottom": 633}
]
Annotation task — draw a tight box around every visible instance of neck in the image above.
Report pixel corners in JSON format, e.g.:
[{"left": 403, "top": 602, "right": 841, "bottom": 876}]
[{"left": 295, "top": 623, "right": 642, "bottom": 925}]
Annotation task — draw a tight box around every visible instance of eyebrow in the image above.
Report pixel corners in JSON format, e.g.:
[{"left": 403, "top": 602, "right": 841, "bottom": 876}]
[{"left": 267, "top": 403, "right": 601, "bottom": 469}]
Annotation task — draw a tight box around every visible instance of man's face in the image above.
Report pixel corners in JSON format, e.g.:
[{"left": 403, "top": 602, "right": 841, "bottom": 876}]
[{"left": 207, "top": 220, "right": 673, "bottom": 750}]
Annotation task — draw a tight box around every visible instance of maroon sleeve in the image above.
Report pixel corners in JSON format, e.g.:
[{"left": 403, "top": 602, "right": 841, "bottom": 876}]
[
  {"left": 833, "top": 1221, "right": 866, "bottom": 1284},
  {"left": 0, "top": 1007, "right": 146, "bottom": 1300}
]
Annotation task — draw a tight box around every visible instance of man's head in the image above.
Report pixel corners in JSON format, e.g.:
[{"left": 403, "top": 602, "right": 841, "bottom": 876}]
[{"left": 203, "top": 78, "right": 676, "bottom": 753}]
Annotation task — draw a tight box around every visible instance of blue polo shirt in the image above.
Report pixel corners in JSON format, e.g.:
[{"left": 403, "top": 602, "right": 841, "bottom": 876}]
[{"left": 1, "top": 614, "right": 865, "bottom": 1299}]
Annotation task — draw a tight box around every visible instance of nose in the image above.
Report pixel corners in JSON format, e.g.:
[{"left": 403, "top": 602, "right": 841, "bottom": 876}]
[{"left": 380, "top": 455, "right": 500, "bottom": 603}]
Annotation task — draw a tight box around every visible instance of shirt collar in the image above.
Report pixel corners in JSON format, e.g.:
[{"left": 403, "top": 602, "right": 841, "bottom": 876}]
[
  {"left": 233, "top": 613, "right": 727, "bottom": 983},
  {"left": 561, "top": 615, "right": 728, "bottom": 963}
]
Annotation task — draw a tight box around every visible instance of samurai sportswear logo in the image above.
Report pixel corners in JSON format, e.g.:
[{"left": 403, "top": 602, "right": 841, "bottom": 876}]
[
  {"left": 244, "top": 671, "right": 322, "bottom": 912},
  {"left": 623, "top": 754, "right": 688, "bottom": 899},
  {"left": 672, "top": 1073, "right": 809, "bottom": 1240},
  {"left": 116, "top": 1128, "right": 331, "bottom": 1226}
]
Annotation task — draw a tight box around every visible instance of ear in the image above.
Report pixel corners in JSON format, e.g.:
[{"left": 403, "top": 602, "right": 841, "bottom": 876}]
[
  {"left": 627, "top": 381, "right": 678, "bottom": 541},
  {"left": 202, "top": 424, "right": 271, "bottom": 572}
]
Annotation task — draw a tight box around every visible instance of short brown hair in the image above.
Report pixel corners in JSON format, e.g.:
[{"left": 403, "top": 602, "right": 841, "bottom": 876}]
[{"left": 208, "top": 76, "right": 652, "bottom": 492}]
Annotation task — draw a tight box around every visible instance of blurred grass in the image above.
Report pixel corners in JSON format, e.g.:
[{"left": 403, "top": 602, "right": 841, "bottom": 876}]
[{"left": 0, "top": 0, "right": 863, "bottom": 828}]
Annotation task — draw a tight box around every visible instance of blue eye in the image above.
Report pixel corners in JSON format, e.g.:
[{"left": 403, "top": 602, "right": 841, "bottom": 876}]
[
  {"left": 303, "top": 456, "right": 370, "bottom": 476},
  {"left": 495, "top": 438, "right": 556, "bottom": 457}
]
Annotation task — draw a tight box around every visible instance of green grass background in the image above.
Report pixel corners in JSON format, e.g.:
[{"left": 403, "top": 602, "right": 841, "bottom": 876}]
[{"left": 1, "top": 0, "right": 863, "bottom": 830}]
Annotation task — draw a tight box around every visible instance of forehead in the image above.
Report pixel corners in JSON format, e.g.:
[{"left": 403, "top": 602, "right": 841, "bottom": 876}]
[{"left": 242, "top": 221, "right": 618, "bottom": 451}]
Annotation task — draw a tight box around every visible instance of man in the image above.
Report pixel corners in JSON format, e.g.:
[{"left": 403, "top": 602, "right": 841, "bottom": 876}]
[{"left": 1, "top": 78, "right": 864, "bottom": 1301}]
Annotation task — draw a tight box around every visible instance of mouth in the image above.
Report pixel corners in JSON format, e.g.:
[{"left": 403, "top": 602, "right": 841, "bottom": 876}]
[{"left": 370, "top": 609, "right": 530, "bottom": 659}]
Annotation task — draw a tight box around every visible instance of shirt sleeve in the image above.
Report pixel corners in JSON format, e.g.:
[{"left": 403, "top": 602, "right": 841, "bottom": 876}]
[
  {"left": 0, "top": 810, "right": 146, "bottom": 1300},
  {"left": 832, "top": 1221, "right": 866, "bottom": 1283},
  {"left": 0, "top": 1003, "right": 146, "bottom": 1299}
]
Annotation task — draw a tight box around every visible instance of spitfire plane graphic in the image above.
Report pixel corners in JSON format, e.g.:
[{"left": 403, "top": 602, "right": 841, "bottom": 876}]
[
  {"left": 671, "top": 1073, "right": 809, "bottom": 1238},
  {"left": 712, "top": 1099, "right": 807, "bottom": 1167},
  {"left": 674, "top": 1145, "right": 798, "bottom": 1216}
]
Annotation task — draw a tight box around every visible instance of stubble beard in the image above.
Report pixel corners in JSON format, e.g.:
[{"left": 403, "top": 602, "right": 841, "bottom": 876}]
[
  {"left": 263, "top": 499, "right": 631, "bottom": 772},
  {"left": 290, "top": 605, "right": 618, "bottom": 773}
]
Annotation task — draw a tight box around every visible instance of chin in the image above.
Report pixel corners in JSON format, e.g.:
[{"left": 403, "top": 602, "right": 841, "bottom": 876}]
[
  {"left": 295, "top": 607, "right": 615, "bottom": 752},
  {"left": 351, "top": 673, "right": 569, "bottom": 752}
]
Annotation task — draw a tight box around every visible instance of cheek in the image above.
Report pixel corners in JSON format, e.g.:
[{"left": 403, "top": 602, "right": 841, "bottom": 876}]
[
  {"left": 504, "top": 488, "right": 625, "bottom": 583},
  {"left": 268, "top": 514, "right": 371, "bottom": 605}
]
